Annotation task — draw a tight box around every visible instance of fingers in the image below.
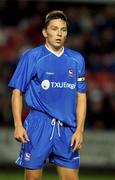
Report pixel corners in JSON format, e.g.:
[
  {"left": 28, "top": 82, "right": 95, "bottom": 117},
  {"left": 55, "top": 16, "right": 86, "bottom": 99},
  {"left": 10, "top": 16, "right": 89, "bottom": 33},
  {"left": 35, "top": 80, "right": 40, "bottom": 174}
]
[
  {"left": 70, "top": 135, "right": 75, "bottom": 147},
  {"left": 73, "top": 141, "right": 82, "bottom": 151},
  {"left": 14, "top": 129, "right": 30, "bottom": 143},
  {"left": 15, "top": 136, "right": 29, "bottom": 143},
  {"left": 71, "top": 134, "right": 83, "bottom": 152},
  {"left": 23, "top": 131, "right": 30, "bottom": 143},
  {"left": 14, "top": 136, "right": 25, "bottom": 143}
]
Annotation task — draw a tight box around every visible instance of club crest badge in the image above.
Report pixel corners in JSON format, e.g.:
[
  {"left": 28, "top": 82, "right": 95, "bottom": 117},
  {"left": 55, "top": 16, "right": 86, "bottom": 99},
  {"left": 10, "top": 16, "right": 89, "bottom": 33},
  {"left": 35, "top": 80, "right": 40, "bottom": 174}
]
[
  {"left": 68, "top": 68, "right": 74, "bottom": 77},
  {"left": 24, "top": 152, "right": 31, "bottom": 161}
]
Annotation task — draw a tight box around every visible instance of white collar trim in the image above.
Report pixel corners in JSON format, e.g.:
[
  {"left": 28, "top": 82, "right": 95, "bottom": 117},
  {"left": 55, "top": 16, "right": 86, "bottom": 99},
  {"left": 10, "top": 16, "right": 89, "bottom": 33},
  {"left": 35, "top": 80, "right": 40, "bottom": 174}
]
[{"left": 45, "top": 45, "right": 64, "bottom": 57}]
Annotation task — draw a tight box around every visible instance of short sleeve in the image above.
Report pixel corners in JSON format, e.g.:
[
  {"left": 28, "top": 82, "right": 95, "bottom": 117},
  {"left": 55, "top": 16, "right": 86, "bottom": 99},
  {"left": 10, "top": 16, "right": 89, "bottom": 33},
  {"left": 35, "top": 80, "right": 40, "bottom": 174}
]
[
  {"left": 8, "top": 50, "right": 36, "bottom": 93},
  {"left": 77, "top": 54, "right": 87, "bottom": 93}
]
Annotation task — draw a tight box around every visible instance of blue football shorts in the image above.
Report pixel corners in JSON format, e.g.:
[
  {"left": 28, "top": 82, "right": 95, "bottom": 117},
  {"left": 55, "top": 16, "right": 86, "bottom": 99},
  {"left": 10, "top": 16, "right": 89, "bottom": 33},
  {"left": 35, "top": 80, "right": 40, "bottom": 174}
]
[{"left": 16, "top": 110, "right": 80, "bottom": 169}]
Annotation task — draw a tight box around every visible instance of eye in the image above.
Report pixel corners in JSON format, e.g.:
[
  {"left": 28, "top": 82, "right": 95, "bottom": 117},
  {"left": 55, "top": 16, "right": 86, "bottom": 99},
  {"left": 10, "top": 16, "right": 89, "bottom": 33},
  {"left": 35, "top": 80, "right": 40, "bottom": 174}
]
[
  {"left": 51, "top": 26, "right": 58, "bottom": 30},
  {"left": 63, "top": 29, "right": 67, "bottom": 32},
  {"left": 62, "top": 28, "right": 67, "bottom": 32}
]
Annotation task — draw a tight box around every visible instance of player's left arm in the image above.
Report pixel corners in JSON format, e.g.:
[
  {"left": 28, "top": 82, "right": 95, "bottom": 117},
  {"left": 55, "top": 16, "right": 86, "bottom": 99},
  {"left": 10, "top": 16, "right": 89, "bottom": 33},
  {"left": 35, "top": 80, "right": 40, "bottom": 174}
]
[{"left": 71, "top": 92, "right": 87, "bottom": 151}]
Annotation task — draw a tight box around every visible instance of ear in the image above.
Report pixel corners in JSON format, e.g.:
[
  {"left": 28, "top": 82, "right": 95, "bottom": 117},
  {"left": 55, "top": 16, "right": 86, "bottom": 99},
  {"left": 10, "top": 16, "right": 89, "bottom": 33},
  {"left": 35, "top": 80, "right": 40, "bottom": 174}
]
[{"left": 42, "top": 28, "right": 47, "bottom": 38}]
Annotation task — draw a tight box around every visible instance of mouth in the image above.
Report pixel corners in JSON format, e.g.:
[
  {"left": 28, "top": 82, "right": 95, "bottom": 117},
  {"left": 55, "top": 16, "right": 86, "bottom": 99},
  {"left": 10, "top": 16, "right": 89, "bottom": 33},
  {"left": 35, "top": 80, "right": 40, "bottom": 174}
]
[{"left": 56, "top": 39, "right": 62, "bottom": 43}]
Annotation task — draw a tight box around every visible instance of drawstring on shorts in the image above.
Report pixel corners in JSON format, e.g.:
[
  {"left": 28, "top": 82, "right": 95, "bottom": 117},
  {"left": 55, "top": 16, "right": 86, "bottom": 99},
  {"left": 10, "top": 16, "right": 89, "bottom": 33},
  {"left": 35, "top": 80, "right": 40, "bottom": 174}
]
[{"left": 50, "top": 118, "right": 63, "bottom": 140}]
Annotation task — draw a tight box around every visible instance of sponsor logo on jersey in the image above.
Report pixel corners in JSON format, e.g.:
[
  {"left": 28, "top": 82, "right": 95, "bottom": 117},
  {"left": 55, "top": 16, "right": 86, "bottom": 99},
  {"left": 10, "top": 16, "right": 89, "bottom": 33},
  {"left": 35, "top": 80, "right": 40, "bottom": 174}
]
[
  {"left": 68, "top": 68, "right": 74, "bottom": 77},
  {"left": 41, "top": 80, "right": 76, "bottom": 90},
  {"left": 41, "top": 80, "right": 50, "bottom": 90},
  {"left": 24, "top": 153, "right": 31, "bottom": 161}
]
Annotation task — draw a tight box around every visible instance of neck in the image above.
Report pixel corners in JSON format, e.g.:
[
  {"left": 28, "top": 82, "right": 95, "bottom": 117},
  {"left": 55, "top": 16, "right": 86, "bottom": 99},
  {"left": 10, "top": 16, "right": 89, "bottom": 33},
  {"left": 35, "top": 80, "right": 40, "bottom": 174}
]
[{"left": 45, "top": 42, "right": 64, "bottom": 55}]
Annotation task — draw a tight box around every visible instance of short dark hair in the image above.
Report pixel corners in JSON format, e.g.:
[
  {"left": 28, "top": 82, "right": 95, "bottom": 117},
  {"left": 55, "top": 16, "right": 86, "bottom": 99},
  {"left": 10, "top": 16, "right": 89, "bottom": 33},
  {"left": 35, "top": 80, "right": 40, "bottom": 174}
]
[{"left": 43, "top": 10, "right": 68, "bottom": 29}]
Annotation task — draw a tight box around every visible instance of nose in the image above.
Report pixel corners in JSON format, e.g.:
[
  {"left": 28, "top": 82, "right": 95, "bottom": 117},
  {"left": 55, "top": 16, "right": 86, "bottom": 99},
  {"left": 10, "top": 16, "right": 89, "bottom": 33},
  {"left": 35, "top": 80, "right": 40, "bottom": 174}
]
[{"left": 57, "top": 30, "right": 62, "bottom": 36}]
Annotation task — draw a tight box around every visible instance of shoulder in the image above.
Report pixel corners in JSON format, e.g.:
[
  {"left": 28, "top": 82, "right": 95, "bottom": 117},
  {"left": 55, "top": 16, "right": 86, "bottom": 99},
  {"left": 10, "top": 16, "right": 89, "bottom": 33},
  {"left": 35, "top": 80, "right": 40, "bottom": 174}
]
[
  {"left": 19, "top": 45, "right": 44, "bottom": 66},
  {"left": 22, "top": 45, "right": 43, "bottom": 58},
  {"left": 65, "top": 48, "right": 85, "bottom": 64}
]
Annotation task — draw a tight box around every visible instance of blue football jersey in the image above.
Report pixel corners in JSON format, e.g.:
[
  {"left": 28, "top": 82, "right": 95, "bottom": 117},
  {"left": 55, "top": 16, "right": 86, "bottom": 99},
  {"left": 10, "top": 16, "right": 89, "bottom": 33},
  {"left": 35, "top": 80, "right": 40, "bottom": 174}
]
[{"left": 8, "top": 45, "right": 86, "bottom": 127}]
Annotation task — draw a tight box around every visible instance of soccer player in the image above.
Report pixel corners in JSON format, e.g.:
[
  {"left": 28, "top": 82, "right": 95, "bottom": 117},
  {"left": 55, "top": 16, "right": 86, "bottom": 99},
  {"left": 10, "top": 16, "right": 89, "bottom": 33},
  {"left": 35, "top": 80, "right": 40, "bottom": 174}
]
[{"left": 8, "top": 10, "right": 87, "bottom": 180}]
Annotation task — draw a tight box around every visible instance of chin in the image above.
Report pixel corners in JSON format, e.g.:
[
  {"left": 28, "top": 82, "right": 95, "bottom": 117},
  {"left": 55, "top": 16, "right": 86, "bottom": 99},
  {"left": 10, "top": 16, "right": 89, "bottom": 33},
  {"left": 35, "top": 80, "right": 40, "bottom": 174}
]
[{"left": 54, "top": 43, "right": 63, "bottom": 49}]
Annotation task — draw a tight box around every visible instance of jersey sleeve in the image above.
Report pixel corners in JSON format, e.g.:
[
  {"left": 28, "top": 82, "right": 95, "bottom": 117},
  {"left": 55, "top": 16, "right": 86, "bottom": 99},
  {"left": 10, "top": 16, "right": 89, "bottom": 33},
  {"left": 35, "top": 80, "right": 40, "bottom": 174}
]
[
  {"left": 8, "top": 50, "right": 36, "bottom": 93},
  {"left": 77, "top": 54, "right": 86, "bottom": 93}
]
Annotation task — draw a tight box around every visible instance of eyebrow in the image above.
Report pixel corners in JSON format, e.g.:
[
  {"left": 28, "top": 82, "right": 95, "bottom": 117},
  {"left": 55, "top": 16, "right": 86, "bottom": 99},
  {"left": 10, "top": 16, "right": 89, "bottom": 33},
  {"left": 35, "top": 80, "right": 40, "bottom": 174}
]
[{"left": 50, "top": 25, "right": 67, "bottom": 29}]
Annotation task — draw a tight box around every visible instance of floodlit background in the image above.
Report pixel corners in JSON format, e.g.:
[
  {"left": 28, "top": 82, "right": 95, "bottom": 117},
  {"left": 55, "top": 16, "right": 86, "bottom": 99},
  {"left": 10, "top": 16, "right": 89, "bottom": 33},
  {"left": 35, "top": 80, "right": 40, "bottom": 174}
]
[{"left": 0, "top": 0, "right": 115, "bottom": 179}]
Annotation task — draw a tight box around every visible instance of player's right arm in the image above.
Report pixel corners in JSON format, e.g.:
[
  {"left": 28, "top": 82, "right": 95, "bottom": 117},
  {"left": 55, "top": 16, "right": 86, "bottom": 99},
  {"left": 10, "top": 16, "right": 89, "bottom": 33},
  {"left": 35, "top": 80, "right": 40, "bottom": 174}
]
[{"left": 11, "top": 89, "right": 29, "bottom": 143}]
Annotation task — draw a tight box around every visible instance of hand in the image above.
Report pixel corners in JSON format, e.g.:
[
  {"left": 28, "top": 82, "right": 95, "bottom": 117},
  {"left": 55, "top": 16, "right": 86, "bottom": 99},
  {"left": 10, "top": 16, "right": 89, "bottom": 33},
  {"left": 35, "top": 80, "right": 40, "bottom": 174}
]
[
  {"left": 14, "top": 126, "right": 30, "bottom": 143},
  {"left": 71, "top": 130, "right": 84, "bottom": 151}
]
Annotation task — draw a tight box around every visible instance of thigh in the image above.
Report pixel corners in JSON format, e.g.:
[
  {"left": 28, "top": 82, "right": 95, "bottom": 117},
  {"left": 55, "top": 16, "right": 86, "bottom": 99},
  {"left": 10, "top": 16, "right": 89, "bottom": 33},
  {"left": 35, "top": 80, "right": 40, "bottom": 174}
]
[
  {"left": 16, "top": 111, "right": 53, "bottom": 169},
  {"left": 57, "top": 166, "right": 79, "bottom": 180},
  {"left": 25, "top": 168, "right": 43, "bottom": 180},
  {"left": 50, "top": 125, "right": 80, "bottom": 169}
]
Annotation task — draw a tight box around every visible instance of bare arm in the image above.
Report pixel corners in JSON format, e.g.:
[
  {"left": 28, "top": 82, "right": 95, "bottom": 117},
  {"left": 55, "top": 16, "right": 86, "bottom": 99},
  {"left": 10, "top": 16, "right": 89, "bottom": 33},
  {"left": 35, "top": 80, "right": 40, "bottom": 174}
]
[
  {"left": 76, "top": 92, "right": 87, "bottom": 133},
  {"left": 11, "top": 89, "right": 29, "bottom": 143},
  {"left": 71, "top": 93, "right": 87, "bottom": 151},
  {"left": 12, "top": 89, "right": 23, "bottom": 127}
]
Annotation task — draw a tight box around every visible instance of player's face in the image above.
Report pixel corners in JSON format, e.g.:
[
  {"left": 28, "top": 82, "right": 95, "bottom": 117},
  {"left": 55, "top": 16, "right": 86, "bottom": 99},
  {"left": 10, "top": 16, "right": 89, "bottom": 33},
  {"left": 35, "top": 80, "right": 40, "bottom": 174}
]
[{"left": 42, "top": 19, "right": 67, "bottom": 51}]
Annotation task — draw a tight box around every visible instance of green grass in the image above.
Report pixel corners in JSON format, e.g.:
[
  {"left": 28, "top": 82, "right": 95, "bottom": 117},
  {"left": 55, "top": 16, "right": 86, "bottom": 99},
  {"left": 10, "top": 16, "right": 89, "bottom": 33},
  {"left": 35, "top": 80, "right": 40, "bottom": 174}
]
[{"left": 0, "top": 171, "right": 115, "bottom": 180}]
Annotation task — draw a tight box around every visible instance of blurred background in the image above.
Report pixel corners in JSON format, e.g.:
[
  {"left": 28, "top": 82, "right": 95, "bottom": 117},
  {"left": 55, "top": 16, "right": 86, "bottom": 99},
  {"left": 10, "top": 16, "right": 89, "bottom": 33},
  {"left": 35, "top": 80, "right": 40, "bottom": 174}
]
[{"left": 0, "top": 0, "right": 115, "bottom": 179}]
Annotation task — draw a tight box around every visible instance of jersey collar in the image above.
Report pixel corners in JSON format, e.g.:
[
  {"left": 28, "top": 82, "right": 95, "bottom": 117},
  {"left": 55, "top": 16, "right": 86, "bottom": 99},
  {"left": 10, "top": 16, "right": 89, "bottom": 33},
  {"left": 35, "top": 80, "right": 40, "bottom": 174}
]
[{"left": 45, "top": 44, "right": 64, "bottom": 57}]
